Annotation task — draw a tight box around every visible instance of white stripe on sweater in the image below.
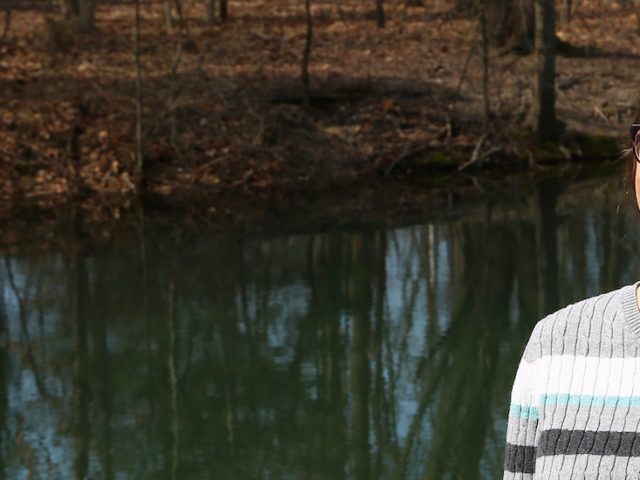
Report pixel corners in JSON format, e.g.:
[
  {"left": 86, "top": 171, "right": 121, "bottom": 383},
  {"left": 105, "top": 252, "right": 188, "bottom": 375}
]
[{"left": 511, "top": 355, "right": 640, "bottom": 405}]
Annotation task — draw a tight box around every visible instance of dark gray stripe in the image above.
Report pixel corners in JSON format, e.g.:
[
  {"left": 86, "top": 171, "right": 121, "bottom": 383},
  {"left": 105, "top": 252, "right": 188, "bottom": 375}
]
[
  {"left": 539, "top": 429, "right": 640, "bottom": 457},
  {"left": 504, "top": 443, "right": 536, "bottom": 473}
]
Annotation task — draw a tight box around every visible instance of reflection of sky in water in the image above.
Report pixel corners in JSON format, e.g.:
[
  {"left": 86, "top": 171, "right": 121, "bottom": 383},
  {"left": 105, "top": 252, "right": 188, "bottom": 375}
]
[
  {"left": 585, "top": 212, "right": 600, "bottom": 293},
  {"left": 264, "top": 284, "right": 310, "bottom": 365},
  {"left": 7, "top": 343, "right": 73, "bottom": 480},
  {"left": 436, "top": 236, "right": 450, "bottom": 332}
]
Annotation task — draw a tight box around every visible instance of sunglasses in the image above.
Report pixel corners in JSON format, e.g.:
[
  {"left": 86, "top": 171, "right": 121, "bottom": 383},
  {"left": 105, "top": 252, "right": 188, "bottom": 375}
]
[{"left": 632, "top": 123, "right": 640, "bottom": 163}]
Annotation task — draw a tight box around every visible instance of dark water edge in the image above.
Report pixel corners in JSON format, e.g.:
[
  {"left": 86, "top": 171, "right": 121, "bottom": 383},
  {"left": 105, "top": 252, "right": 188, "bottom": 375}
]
[
  {"left": 0, "top": 163, "right": 639, "bottom": 479},
  {"left": 0, "top": 157, "right": 628, "bottom": 250}
]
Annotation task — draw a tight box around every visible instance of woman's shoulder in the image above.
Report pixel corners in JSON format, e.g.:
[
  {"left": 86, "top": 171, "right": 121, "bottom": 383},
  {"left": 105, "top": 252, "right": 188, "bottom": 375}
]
[{"left": 523, "top": 282, "right": 638, "bottom": 362}]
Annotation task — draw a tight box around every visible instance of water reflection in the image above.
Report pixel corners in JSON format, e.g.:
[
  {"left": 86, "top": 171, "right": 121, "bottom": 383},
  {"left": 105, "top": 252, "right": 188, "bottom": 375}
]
[{"left": 1, "top": 175, "right": 638, "bottom": 479}]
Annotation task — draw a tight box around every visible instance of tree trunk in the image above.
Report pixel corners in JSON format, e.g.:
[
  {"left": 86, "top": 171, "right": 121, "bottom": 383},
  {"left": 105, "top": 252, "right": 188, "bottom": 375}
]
[
  {"left": 375, "top": 0, "right": 385, "bottom": 28},
  {"left": 78, "top": 0, "right": 95, "bottom": 31},
  {"left": 0, "top": 7, "right": 11, "bottom": 66},
  {"left": 60, "top": 0, "right": 79, "bottom": 19},
  {"left": 134, "top": 0, "right": 144, "bottom": 180},
  {"left": 170, "top": 0, "right": 185, "bottom": 156},
  {"left": 463, "top": 0, "right": 534, "bottom": 52},
  {"left": 205, "top": 0, "right": 215, "bottom": 26},
  {"left": 0, "top": 6, "right": 11, "bottom": 42},
  {"left": 564, "top": 0, "right": 571, "bottom": 24},
  {"left": 219, "top": 0, "right": 227, "bottom": 20},
  {"left": 302, "top": 0, "right": 312, "bottom": 109},
  {"left": 480, "top": 0, "right": 490, "bottom": 124},
  {"left": 164, "top": 0, "right": 173, "bottom": 28},
  {"left": 532, "top": 0, "right": 557, "bottom": 141}
]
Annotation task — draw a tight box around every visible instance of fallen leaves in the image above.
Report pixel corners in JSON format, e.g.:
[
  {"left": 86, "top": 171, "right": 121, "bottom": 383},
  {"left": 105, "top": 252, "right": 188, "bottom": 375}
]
[{"left": 0, "top": 0, "right": 634, "bottom": 216}]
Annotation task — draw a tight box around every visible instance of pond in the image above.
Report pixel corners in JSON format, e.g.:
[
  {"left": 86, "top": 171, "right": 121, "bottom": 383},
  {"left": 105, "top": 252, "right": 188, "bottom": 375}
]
[{"left": 1, "top": 171, "right": 638, "bottom": 479}]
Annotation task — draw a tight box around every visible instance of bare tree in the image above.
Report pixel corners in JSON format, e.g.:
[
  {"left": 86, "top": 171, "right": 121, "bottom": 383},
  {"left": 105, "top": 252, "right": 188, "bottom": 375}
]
[
  {"left": 479, "top": 0, "right": 490, "bottom": 125},
  {"left": 460, "top": 0, "right": 534, "bottom": 52},
  {"left": 0, "top": 4, "right": 10, "bottom": 40},
  {"left": 169, "top": 0, "right": 186, "bottom": 157},
  {"left": 375, "top": 0, "right": 385, "bottom": 28},
  {"left": 302, "top": 0, "right": 312, "bottom": 108},
  {"left": 60, "top": 0, "right": 79, "bottom": 19},
  {"left": 563, "top": 0, "right": 572, "bottom": 24},
  {"left": 60, "top": 0, "right": 95, "bottom": 30},
  {"left": 0, "top": 5, "right": 11, "bottom": 64},
  {"left": 220, "top": 0, "right": 228, "bottom": 20},
  {"left": 205, "top": 0, "right": 216, "bottom": 26},
  {"left": 532, "top": 0, "right": 558, "bottom": 141},
  {"left": 78, "top": 0, "right": 95, "bottom": 31},
  {"left": 134, "top": 0, "right": 144, "bottom": 179},
  {"left": 164, "top": 0, "right": 174, "bottom": 28}
]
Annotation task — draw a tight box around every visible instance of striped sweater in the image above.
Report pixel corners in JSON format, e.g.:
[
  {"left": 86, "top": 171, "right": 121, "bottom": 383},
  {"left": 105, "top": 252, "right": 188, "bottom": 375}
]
[{"left": 503, "top": 281, "right": 640, "bottom": 479}]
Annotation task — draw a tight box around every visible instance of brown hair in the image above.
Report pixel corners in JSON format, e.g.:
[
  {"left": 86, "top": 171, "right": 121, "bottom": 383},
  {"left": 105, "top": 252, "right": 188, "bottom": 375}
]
[{"left": 627, "top": 109, "right": 640, "bottom": 195}]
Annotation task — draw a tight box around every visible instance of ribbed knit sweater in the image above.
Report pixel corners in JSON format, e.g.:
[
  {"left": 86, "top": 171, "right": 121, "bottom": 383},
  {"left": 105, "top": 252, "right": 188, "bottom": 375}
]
[{"left": 503, "top": 281, "right": 640, "bottom": 479}]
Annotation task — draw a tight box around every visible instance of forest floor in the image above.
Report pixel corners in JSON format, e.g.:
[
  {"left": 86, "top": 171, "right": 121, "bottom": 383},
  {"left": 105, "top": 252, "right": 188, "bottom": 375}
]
[{"left": 0, "top": 0, "right": 637, "bottom": 228}]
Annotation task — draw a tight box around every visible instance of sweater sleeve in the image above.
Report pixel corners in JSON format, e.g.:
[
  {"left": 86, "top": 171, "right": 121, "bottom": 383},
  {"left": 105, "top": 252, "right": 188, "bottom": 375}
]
[{"left": 503, "top": 322, "right": 543, "bottom": 480}]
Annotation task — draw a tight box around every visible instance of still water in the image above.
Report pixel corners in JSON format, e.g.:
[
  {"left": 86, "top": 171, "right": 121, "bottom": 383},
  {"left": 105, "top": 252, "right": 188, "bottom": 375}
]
[{"left": 1, "top": 174, "right": 639, "bottom": 480}]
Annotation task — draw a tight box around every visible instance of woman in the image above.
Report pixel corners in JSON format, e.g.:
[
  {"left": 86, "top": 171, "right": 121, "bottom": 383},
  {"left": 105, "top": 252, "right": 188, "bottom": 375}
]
[{"left": 503, "top": 123, "right": 640, "bottom": 479}]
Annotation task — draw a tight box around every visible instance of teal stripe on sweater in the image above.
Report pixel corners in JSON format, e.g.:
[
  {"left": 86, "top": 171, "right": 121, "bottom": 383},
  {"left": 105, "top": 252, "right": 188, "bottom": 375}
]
[
  {"left": 509, "top": 404, "right": 539, "bottom": 420},
  {"left": 541, "top": 394, "right": 640, "bottom": 408}
]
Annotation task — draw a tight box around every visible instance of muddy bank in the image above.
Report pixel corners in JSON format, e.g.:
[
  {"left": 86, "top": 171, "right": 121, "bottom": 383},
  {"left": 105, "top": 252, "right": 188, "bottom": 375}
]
[{"left": 0, "top": 157, "right": 631, "bottom": 253}]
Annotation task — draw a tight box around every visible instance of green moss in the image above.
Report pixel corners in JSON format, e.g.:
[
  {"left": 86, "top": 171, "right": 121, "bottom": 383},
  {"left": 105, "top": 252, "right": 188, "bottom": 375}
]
[
  {"left": 531, "top": 142, "right": 565, "bottom": 164},
  {"left": 574, "top": 133, "right": 620, "bottom": 159},
  {"left": 531, "top": 132, "right": 620, "bottom": 164},
  {"left": 428, "top": 150, "right": 452, "bottom": 166}
]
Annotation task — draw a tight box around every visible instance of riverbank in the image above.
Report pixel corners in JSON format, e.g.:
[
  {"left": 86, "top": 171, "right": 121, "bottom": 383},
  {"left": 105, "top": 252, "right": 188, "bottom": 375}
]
[
  {"left": 0, "top": 0, "right": 634, "bottom": 224},
  {"left": 1, "top": 158, "right": 631, "bottom": 253}
]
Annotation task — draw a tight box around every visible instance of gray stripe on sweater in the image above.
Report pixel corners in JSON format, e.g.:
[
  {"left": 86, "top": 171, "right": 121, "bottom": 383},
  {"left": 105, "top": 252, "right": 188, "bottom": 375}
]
[
  {"left": 541, "top": 403, "right": 640, "bottom": 432},
  {"left": 506, "top": 416, "right": 539, "bottom": 446},
  {"left": 532, "top": 453, "right": 640, "bottom": 477},
  {"left": 523, "top": 291, "right": 640, "bottom": 360}
]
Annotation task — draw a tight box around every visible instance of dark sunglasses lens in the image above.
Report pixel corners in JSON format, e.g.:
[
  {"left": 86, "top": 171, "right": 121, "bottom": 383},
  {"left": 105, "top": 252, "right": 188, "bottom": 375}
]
[{"left": 635, "top": 129, "right": 640, "bottom": 162}]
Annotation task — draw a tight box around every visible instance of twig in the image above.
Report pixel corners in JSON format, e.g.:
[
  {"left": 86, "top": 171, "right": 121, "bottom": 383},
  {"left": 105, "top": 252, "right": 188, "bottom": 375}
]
[
  {"left": 480, "top": 146, "right": 501, "bottom": 160},
  {"left": 191, "top": 155, "right": 229, "bottom": 184},
  {"left": 458, "top": 133, "right": 487, "bottom": 171},
  {"left": 384, "top": 144, "right": 432, "bottom": 176},
  {"left": 593, "top": 106, "right": 610, "bottom": 123},
  {"left": 460, "top": 172, "right": 486, "bottom": 192},
  {"left": 455, "top": 36, "right": 477, "bottom": 97},
  {"left": 558, "top": 76, "right": 581, "bottom": 91},
  {"left": 443, "top": 113, "right": 452, "bottom": 139}
]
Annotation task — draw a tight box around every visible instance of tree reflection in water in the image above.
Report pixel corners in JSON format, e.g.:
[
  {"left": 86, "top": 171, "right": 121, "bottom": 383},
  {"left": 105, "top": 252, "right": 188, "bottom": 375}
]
[{"left": 0, "top": 176, "right": 637, "bottom": 479}]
